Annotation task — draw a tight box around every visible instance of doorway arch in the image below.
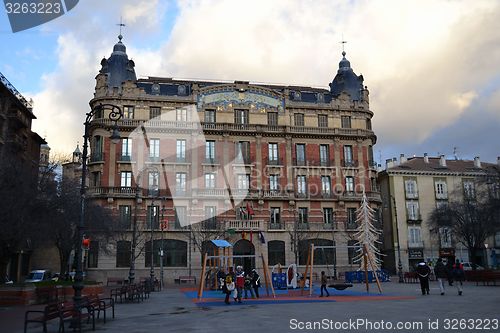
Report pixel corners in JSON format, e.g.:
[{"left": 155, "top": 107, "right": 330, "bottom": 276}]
[{"left": 233, "top": 239, "right": 255, "bottom": 273}]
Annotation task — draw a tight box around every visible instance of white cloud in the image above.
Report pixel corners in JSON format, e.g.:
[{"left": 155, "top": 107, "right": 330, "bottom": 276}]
[{"left": 29, "top": 0, "right": 500, "bottom": 162}]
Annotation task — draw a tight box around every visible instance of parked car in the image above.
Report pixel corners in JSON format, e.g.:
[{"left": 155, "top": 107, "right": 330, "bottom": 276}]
[
  {"left": 461, "top": 262, "right": 485, "bottom": 271},
  {"left": 25, "top": 270, "right": 53, "bottom": 283}
]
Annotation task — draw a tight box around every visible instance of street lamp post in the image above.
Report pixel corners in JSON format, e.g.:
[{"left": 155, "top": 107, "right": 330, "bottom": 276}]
[
  {"left": 160, "top": 202, "right": 166, "bottom": 290},
  {"left": 75, "top": 103, "right": 122, "bottom": 306},
  {"left": 392, "top": 196, "right": 404, "bottom": 283},
  {"left": 150, "top": 195, "right": 156, "bottom": 288}
]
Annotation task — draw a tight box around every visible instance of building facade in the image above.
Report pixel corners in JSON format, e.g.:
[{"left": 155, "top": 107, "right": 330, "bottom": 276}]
[
  {"left": 379, "top": 154, "right": 500, "bottom": 273},
  {"left": 82, "top": 36, "right": 381, "bottom": 282},
  {"left": 0, "top": 72, "right": 46, "bottom": 282}
]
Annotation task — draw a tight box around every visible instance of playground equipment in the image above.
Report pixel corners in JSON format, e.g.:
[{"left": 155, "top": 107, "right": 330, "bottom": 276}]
[
  {"left": 197, "top": 240, "right": 275, "bottom": 300},
  {"left": 271, "top": 263, "right": 298, "bottom": 290},
  {"left": 301, "top": 243, "right": 358, "bottom": 296}
]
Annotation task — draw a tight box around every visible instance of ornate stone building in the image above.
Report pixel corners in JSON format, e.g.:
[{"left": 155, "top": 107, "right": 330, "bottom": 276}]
[{"left": 83, "top": 36, "right": 381, "bottom": 282}]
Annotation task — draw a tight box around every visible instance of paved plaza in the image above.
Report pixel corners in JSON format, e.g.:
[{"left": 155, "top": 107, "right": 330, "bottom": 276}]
[{"left": 2, "top": 280, "right": 499, "bottom": 333}]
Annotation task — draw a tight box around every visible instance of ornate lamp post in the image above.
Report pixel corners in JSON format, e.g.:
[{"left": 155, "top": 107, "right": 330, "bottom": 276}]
[{"left": 75, "top": 103, "right": 122, "bottom": 306}]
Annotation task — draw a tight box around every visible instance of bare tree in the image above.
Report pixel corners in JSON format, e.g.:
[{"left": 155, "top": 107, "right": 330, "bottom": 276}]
[{"left": 429, "top": 180, "right": 500, "bottom": 267}]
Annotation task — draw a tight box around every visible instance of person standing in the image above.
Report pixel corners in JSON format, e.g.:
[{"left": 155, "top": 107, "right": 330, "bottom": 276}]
[
  {"left": 320, "top": 271, "right": 330, "bottom": 297},
  {"left": 251, "top": 269, "right": 261, "bottom": 298},
  {"left": 452, "top": 259, "right": 465, "bottom": 296},
  {"left": 244, "top": 273, "right": 255, "bottom": 299},
  {"left": 223, "top": 267, "right": 235, "bottom": 305},
  {"left": 416, "top": 262, "right": 431, "bottom": 295},
  {"left": 434, "top": 258, "right": 448, "bottom": 295},
  {"left": 235, "top": 266, "right": 245, "bottom": 303}
]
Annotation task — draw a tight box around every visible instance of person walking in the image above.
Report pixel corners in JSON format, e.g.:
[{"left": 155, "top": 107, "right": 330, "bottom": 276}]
[
  {"left": 244, "top": 273, "right": 255, "bottom": 299},
  {"left": 235, "top": 266, "right": 245, "bottom": 303},
  {"left": 452, "top": 259, "right": 465, "bottom": 296},
  {"left": 416, "top": 262, "right": 431, "bottom": 295},
  {"left": 251, "top": 269, "right": 261, "bottom": 298},
  {"left": 446, "top": 259, "right": 454, "bottom": 286},
  {"left": 320, "top": 271, "right": 330, "bottom": 297},
  {"left": 434, "top": 258, "right": 448, "bottom": 295}
]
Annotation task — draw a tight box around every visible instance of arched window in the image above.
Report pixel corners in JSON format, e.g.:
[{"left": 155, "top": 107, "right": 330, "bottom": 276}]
[
  {"left": 145, "top": 239, "right": 187, "bottom": 267},
  {"left": 298, "top": 239, "right": 335, "bottom": 266},
  {"left": 268, "top": 240, "right": 285, "bottom": 266},
  {"left": 116, "top": 241, "right": 131, "bottom": 267}
]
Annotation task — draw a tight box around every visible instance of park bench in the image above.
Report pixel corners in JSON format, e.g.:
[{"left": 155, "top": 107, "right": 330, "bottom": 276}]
[
  {"left": 86, "top": 294, "right": 115, "bottom": 323},
  {"left": 106, "top": 277, "right": 125, "bottom": 286},
  {"left": 175, "top": 276, "right": 197, "bottom": 284},
  {"left": 24, "top": 300, "right": 95, "bottom": 333},
  {"left": 24, "top": 302, "right": 61, "bottom": 333},
  {"left": 466, "top": 270, "right": 500, "bottom": 286},
  {"left": 110, "top": 285, "right": 128, "bottom": 303}
]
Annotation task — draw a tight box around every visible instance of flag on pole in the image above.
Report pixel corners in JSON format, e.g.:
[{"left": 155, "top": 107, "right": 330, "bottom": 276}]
[{"left": 246, "top": 202, "right": 254, "bottom": 216}]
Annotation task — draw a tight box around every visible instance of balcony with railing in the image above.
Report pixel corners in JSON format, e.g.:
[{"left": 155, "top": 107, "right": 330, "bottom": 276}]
[
  {"left": 92, "top": 119, "right": 376, "bottom": 140},
  {"left": 268, "top": 222, "right": 284, "bottom": 230},
  {"left": 203, "top": 157, "right": 218, "bottom": 165},
  {"left": 406, "top": 212, "right": 422, "bottom": 224},
  {"left": 225, "top": 219, "right": 263, "bottom": 231},
  {"left": 261, "top": 189, "right": 288, "bottom": 199},
  {"left": 342, "top": 160, "right": 359, "bottom": 168},
  {"left": 87, "top": 186, "right": 136, "bottom": 197},
  {"left": 264, "top": 157, "right": 283, "bottom": 166},
  {"left": 118, "top": 155, "right": 132, "bottom": 163},
  {"left": 193, "top": 188, "right": 226, "bottom": 197},
  {"left": 89, "top": 152, "right": 105, "bottom": 163},
  {"left": 408, "top": 241, "right": 424, "bottom": 249}
]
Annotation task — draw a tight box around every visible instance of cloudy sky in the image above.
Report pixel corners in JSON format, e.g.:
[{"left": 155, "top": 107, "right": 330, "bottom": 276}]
[{"left": 1, "top": 0, "right": 499, "bottom": 164}]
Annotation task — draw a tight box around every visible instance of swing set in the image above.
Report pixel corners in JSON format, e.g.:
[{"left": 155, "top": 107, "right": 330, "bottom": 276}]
[
  {"left": 197, "top": 240, "right": 276, "bottom": 300},
  {"left": 301, "top": 243, "right": 382, "bottom": 296}
]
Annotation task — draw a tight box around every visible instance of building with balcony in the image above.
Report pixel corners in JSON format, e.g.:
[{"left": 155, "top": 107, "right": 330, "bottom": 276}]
[
  {"left": 378, "top": 154, "right": 500, "bottom": 273},
  {"left": 81, "top": 36, "right": 381, "bottom": 282},
  {"left": 0, "top": 71, "right": 46, "bottom": 281}
]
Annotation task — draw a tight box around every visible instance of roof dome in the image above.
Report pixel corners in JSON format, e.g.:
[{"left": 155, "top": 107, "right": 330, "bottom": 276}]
[
  {"left": 112, "top": 35, "right": 127, "bottom": 54},
  {"left": 329, "top": 51, "right": 364, "bottom": 101},
  {"left": 338, "top": 51, "right": 351, "bottom": 70},
  {"left": 99, "top": 35, "right": 137, "bottom": 89}
]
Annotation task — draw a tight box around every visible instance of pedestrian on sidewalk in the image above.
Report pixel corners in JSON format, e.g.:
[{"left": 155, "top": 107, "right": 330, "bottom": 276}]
[
  {"left": 446, "top": 259, "right": 454, "bottom": 286},
  {"left": 434, "top": 258, "right": 448, "bottom": 295},
  {"left": 320, "top": 271, "right": 329, "bottom": 297},
  {"left": 244, "top": 273, "right": 255, "bottom": 299},
  {"left": 235, "top": 266, "right": 245, "bottom": 303},
  {"left": 223, "top": 267, "right": 235, "bottom": 305},
  {"left": 416, "top": 262, "right": 431, "bottom": 295},
  {"left": 452, "top": 259, "right": 465, "bottom": 296},
  {"left": 251, "top": 269, "right": 261, "bottom": 298}
]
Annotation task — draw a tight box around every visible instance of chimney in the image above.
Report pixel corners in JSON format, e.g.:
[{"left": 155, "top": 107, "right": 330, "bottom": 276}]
[
  {"left": 439, "top": 155, "right": 447, "bottom": 167},
  {"left": 386, "top": 159, "right": 394, "bottom": 169},
  {"left": 498, "top": 156, "right": 500, "bottom": 167},
  {"left": 423, "top": 153, "right": 429, "bottom": 163},
  {"left": 474, "top": 156, "right": 481, "bottom": 168},
  {"left": 400, "top": 153, "right": 407, "bottom": 164},
  {"left": 393, "top": 157, "right": 398, "bottom": 166}
]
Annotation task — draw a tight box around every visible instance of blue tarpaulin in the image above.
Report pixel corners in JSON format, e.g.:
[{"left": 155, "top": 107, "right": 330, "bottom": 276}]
[{"left": 211, "top": 240, "right": 232, "bottom": 248}]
